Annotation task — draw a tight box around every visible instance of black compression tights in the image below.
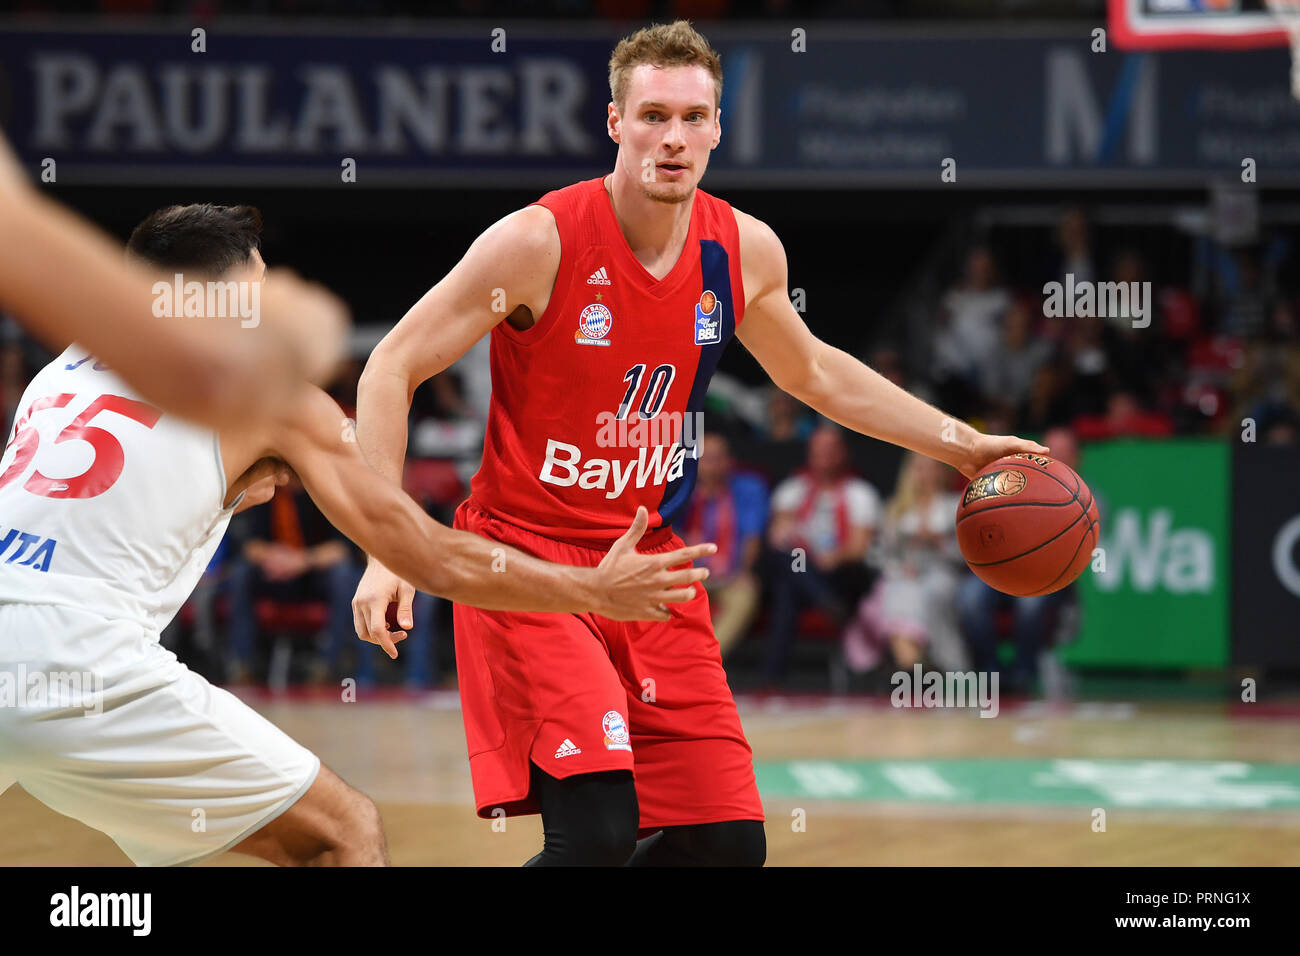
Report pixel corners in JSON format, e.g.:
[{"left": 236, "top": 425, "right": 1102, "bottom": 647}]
[{"left": 523, "top": 763, "right": 766, "bottom": 867}]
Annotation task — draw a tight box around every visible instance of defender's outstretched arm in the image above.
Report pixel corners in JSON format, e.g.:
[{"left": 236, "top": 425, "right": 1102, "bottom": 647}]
[{"left": 245, "top": 385, "right": 713, "bottom": 657}]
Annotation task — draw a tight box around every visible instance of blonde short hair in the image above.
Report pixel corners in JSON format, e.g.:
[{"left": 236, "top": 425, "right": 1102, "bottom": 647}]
[{"left": 608, "top": 20, "right": 723, "bottom": 112}]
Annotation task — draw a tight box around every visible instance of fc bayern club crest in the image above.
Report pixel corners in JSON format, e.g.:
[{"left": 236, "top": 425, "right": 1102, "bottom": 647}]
[
  {"left": 576, "top": 303, "right": 613, "bottom": 347},
  {"left": 602, "top": 710, "right": 631, "bottom": 752}
]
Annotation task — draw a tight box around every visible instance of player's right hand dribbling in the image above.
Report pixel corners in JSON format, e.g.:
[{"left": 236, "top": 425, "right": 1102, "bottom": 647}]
[
  {"left": 352, "top": 560, "right": 416, "bottom": 660},
  {"left": 594, "top": 506, "right": 715, "bottom": 622}
]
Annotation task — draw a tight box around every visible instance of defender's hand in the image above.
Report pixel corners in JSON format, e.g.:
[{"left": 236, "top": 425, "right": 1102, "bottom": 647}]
[
  {"left": 593, "top": 507, "right": 715, "bottom": 622},
  {"left": 352, "top": 560, "right": 416, "bottom": 659}
]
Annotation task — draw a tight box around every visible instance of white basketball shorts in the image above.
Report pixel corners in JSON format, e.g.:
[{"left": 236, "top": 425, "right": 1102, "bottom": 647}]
[{"left": 0, "top": 602, "right": 319, "bottom": 866}]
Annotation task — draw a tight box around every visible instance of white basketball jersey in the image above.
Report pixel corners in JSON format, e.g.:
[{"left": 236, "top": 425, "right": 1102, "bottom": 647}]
[{"left": 0, "top": 345, "right": 241, "bottom": 632}]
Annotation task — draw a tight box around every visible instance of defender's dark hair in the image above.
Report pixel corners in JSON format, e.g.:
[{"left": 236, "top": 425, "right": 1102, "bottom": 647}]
[{"left": 126, "top": 203, "right": 262, "bottom": 276}]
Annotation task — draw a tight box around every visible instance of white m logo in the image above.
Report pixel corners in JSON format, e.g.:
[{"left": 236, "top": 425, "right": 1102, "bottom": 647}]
[{"left": 1045, "top": 49, "right": 1157, "bottom": 166}]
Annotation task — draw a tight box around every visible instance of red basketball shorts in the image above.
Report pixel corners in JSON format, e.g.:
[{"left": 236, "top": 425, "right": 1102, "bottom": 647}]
[{"left": 451, "top": 499, "right": 764, "bottom": 835}]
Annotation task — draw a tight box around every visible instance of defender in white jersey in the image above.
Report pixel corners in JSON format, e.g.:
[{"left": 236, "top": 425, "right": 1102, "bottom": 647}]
[{"left": 0, "top": 204, "right": 714, "bottom": 866}]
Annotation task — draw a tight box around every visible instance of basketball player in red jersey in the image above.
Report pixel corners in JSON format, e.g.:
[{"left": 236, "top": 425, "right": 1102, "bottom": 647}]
[
  {"left": 0, "top": 130, "right": 346, "bottom": 429},
  {"left": 353, "top": 21, "right": 1048, "bottom": 865}
]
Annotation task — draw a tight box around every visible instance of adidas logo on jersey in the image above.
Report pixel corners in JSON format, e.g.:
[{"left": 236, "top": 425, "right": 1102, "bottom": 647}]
[
  {"left": 586, "top": 267, "right": 612, "bottom": 286},
  {"left": 555, "top": 738, "right": 582, "bottom": 758}
]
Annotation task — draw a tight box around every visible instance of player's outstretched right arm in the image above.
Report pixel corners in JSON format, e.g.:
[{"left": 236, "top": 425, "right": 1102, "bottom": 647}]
[
  {"left": 254, "top": 385, "right": 713, "bottom": 658},
  {"left": 351, "top": 204, "right": 560, "bottom": 626},
  {"left": 354, "top": 204, "right": 559, "bottom": 483},
  {"left": 0, "top": 132, "right": 348, "bottom": 428}
]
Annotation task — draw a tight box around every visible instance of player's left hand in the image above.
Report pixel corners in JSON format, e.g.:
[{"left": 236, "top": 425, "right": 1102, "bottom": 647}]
[
  {"left": 352, "top": 560, "right": 415, "bottom": 659},
  {"left": 957, "top": 434, "right": 1050, "bottom": 480}
]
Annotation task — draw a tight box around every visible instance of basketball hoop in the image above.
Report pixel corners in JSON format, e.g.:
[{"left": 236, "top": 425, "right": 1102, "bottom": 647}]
[
  {"left": 1111, "top": 0, "right": 1300, "bottom": 99},
  {"left": 1265, "top": 0, "right": 1300, "bottom": 98}
]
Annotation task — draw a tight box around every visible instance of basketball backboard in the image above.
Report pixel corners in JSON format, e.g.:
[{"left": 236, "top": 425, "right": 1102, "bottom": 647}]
[{"left": 1111, "top": 0, "right": 1300, "bottom": 97}]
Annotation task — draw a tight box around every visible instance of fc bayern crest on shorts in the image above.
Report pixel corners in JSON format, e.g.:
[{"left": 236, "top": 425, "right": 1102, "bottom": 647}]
[
  {"left": 575, "top": 303, "right": 613, "bottom": 346},
  {"left": 602, "top": 709, "right": 632, "bottom": 752}
]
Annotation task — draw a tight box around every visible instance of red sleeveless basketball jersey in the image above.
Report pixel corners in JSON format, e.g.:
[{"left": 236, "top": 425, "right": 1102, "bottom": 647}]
[{"left": 467, "top": 177, "right": 745, "bottom": 545}]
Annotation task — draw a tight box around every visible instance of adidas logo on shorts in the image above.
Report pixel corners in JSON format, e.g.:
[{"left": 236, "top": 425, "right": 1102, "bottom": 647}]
[
  {"left": 587, "top": 267, "right": 611, "bottom": 286},
  {"left": 554, "top": 738, "right": 582, "bottom": 758}
]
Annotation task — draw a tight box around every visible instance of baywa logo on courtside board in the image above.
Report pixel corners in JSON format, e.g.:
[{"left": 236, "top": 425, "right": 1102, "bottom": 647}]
[{"left": 1093, "top": 508, "right": 1214, "bottom": 594}]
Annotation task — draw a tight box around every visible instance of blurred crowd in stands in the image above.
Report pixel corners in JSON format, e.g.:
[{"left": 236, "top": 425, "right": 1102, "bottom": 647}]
[
  {"left": 3, "top": 205, "right": 1297, "bottom": 694},
  {"left": 924, "top": 210, "right": 1300, "bottom": 448}
]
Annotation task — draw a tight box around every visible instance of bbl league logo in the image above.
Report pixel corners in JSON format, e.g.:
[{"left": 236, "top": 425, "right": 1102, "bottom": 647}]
[{"left": 694, "top": 289, "right": 721, "bottom": 345}]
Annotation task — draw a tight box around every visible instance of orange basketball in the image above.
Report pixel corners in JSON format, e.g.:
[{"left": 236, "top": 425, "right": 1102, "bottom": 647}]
[{"left": 955, "top": 453, "right": 1100, "bottom": 597}]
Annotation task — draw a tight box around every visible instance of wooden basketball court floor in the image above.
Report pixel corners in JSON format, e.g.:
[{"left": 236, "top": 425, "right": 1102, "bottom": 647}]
[{"left": 3, "top": 691, "right": 1299, "bottom": 865}]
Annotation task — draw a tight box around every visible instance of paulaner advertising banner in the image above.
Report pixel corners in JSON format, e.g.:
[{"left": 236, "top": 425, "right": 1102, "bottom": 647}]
[{"left": 0, "top": 20, "right": 1295, "bottom": 187}]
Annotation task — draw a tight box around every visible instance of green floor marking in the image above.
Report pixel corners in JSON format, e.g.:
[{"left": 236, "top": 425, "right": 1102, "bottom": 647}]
[{"left": 754, "top": 759, "right": 1300, "bottom": 810}]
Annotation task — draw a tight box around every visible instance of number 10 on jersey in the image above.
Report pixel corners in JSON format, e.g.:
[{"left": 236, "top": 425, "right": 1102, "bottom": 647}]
[{"left": 615, "top": 364, "right": 677, "bottom": 421}]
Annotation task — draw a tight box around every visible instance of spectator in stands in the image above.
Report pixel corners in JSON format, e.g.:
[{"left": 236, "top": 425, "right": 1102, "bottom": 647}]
[
  {"left": 747, "top": 386, "right": 817, "bottom": 488},
  {"left": 1100, "top": 250, "right": 1169, "bottom": 407},
  {"left": 1218, "top": 249, "right": 1274, "bottom": 339},
  {"left": 224, "top": 475, "right": 368, "bottom": 686},
  {"left": 1263, "top": 407, "right": 1300, "bottom": 444},
  {"left": 430, "top": 335, "right": 492, "bottom": 426},
  {"left": 1019, "top": 358, "right": 1075, "bottom": 434},
  {"left": 1263, "top": 299, "right": 1300, "bottom": 344},
  {"left": 1061, "top": 314, "right": 1112, "bottom": 419},
  {"left": 842, "top": 451, "right": 968, "bottom": 679},
  {"left": 1233, "top": 300, "right": 1300, "bottom": 444},
  {"left": 1049, "top": 207, "right": 1097, "bottom": 288},
  {"left": 399, "top": 590, "right": 441, "bottom": 689},
  {"left": 1072, "top": 390, "right": 1174, "bottom": 440},
  {"left": 1098, "top": 250, "right": 1148, "bottom": 329},
  {"left": 983, "top": 298, "right": 1052, "bottom": 408},
  {"left": 763, "top": 425, "right": 881, "bottom": 684},
  {"left": 394, "top": 468, "right": 462, "bottom": 691},
  {"left": 956, "top": 426, "right": 1083, "bottom": 695},
  {"left": 932, "top": 245, "right": 1011, "bottom": 398},
  {"left": 408, "top": 338, "right": 491, "bottom": 488},
  {"left": 681, "top": 432, "right": 768, "bottom": 659}
]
